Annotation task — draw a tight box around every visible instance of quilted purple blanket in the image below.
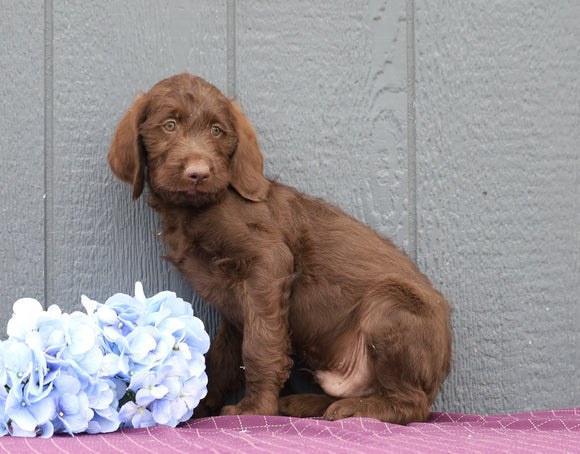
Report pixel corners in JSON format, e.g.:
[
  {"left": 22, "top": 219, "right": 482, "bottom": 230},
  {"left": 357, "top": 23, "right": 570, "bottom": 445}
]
[{"left": 1, "top": 408, "right": 578, "bottom": 453}]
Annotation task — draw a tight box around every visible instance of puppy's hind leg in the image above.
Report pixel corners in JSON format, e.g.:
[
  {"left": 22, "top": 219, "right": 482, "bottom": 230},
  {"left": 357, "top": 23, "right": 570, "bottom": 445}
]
[
  {"left": 321, "top": 280, "right": 450, "bottom": 424},
  {"left": 318, "top": 326, "right": 431, "bottom": 424}
]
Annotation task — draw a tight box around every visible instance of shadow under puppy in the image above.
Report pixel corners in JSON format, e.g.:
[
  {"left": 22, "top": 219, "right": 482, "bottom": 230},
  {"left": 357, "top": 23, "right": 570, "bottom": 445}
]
[{"left": 108, "top": 73, "right": 452, "bottom": 424}]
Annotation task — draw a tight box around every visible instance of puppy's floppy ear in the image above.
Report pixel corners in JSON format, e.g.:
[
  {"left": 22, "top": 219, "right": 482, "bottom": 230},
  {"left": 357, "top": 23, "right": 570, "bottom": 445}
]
[
  {"left": 229, "top": 102, "right": 270, "bottom": 202},
  {"left": 108, "top": 94, "right": 147, "bottom": 201}
]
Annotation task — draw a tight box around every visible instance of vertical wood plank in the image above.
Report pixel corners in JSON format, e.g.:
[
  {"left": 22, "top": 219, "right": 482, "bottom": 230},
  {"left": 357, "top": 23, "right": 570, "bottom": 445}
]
[
  {"left": 415, "top": 0, "right": 579, "bottom": 412},
  {"left": 50, "top": 0, "right": 228, "bottom": 333},
  {"left": 0, "top": 0, "right": 45, "bottom": 328},
  {"left": 236, "top": 0, "right": 410, "bottom": 247}
]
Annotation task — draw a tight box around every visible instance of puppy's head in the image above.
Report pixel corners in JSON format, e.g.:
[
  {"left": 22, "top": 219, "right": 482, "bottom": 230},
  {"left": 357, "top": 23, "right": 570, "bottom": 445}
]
[{"left": 108, "top": 73, "right": 269, "bottom": 206}]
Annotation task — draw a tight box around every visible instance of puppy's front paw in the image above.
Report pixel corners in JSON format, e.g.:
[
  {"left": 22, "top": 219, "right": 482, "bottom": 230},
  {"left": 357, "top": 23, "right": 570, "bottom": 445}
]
[
  {"left": 324, "top": 397, "right": 389, "bottom": 421},
  {"left": 323, "top": 396, "right": 429, "bottom": 424},
  {"left": 221, "top": 398, "right": 278, "bottom": 416}
]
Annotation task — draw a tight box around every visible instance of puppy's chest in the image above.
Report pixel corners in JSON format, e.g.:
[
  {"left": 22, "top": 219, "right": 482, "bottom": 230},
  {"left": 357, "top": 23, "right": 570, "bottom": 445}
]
[{"left": 160, "top": 221, "right": 250, "bottom": 313}]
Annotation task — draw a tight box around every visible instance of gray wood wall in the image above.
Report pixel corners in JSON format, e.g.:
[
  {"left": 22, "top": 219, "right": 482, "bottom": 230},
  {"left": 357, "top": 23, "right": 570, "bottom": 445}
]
[{"left": 1, "top": 0, "right": 578, "bottom": 415}]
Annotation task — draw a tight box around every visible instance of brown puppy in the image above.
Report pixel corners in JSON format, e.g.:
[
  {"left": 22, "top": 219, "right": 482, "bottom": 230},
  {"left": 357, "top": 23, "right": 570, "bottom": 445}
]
[{"left": 108, "top": 73, "right": 451, "bottom": 424}]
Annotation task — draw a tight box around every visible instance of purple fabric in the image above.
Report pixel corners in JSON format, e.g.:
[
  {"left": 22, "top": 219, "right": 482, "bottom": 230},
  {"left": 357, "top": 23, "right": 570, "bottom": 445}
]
[{"left": 1, "top": 408, "right": 578, "bottom": 453}]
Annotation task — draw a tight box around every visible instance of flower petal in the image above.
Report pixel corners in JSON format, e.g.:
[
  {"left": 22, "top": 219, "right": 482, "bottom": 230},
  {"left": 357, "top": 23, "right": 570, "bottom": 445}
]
[
  {"left": 100, "top": 353, "right": 122, "bottom": 377},
  {"left": 134, "top": 282, "right": 146, "bottom": 303},
  {"left": 97, "top": 306, "right": 119, "bottom": 325},
  {"left": 81, "top": 295, "right": 99, "bottom": 316},
  {"left": 150, "top": 385, "right": 168, "bottom": 400},
  {"left": 67, "top": 315, "right": 96, "bottom": 356},
  {"left": 7, "top": 299, "right": 43, "bottom": 339},
  {"left": 10, "top": 409, "right": 38, "bottom": 433},
  {"left": 87, "top": 407, "right": 120, "bottom": 434},
  {"left": 29, "top": 395, "right": 56, "bottom": 426},
  {"left": 151, "top": 399, "right": 171, "bottom": 425},
  {"left": 127, "top": 330, "right": 156, "bottom": 362},
  {"left": 37, "top": 421, "right": 55, "bottom": 438},
  {"left": 58, "top": 394, "right": 80, "bottom": 415},
  {"left": 133, "top": 409, "right": 156, "bottom": 428},
  {"left": 118, "top": 401, "right": 138, "bottom": 424},
  {"left": 12, "top": 298, "right": 43, "bottom": 316},
  {"left": 9, "top": 421, "right": 38, "bottom": 437},
  {"left": 54, "top": 375, "right": 81, "bottom": 396}
]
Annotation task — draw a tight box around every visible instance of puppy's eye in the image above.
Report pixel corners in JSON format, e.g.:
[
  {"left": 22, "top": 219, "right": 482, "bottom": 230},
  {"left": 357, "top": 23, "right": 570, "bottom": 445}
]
[
  {"left": 163, "top": 120, "right": 177, "bottom": 132},
  {"left": 210, "top": 125, "right": 222, "bottom": 137}
]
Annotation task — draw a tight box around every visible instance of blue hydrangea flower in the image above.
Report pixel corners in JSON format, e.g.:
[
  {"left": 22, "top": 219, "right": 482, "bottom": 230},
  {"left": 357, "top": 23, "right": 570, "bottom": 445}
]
[
  {"left": 50, "top": 375, "right": 93, "bottom": 435},
  {"left": 87, "top": 406, "right": 121, "bottom": 434},
  {"left": 117, "top": 401, "right": 156, "bottom": 428},
  {"left": 4, "top": 380, "right": 56, "bottom": 434},
  {"left": 9, "top": 420, "right": 54, "bottom": 438},
  {"left": 5, "top": 298, "right": 44, "bottom": 341},
  {"left": 0, "top": 283, "right": 210, "bottom": 437},
  {"left": 107, "top": 283, "right": 210, "bottom": 429},
  {"left": 0, "top": 385, "right": 10, "bottom": 436}
]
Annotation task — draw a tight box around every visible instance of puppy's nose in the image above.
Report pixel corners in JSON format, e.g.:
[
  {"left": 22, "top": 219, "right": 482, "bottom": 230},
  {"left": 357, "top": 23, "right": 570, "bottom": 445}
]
[{"left": 185, "top": 163, "right": 210, "bottom": 184}]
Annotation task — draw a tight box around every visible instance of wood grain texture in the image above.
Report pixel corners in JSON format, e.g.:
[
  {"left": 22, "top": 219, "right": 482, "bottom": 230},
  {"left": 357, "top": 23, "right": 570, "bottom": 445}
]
[
  {"left": 49, "top": 0, "right": 228, "bottom": 333},
  {"left": 415, "top": 0, "right": 579, "bottom": 413},
  {"left": 0, "top": 0, "right": 45, "bottom": 326},
  {"left": 0, "top": 0, "right": 577, "bottom": 416},
  {"left": 236, "top": 0, "right": 410, "bottom": 247}
]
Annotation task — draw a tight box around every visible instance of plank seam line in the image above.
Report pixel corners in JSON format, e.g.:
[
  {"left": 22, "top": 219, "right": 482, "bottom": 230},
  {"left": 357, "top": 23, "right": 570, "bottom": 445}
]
[
  {"left": 406, "top": 0, "right": 418, "bottom": 263},
  {"left": 44, "top": 0, "right": 55, "bottom": 306},
  {"left": 227, "top": 0, "right": 236, "bottom": 99}
]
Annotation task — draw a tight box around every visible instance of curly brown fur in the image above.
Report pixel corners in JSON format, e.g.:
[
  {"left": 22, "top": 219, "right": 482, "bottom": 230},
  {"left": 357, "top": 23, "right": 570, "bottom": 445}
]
[{"left": 108, "top": 73, "right": 452, "bottom": 424}]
